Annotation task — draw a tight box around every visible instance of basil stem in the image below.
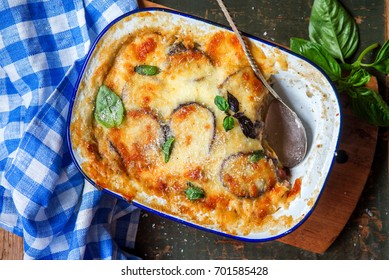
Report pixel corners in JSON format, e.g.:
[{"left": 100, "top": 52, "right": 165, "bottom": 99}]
[
  {"left": 162, "top": 136, "right": 175, "bottom": 163},
  {"left": 94, "top": 85, "right": 125, "bottom": 128},
  {"left": 185, "top": 182, "right": 205, "bottom": 200},
  {"left": 366, "top": 41, "right": 389, "bottom": 74},
  {"left": 352, "top": 43, "right": 379, "bottom": 69},
  {"left": 134, "top": 65, "right": 160, "bottom": 76}
]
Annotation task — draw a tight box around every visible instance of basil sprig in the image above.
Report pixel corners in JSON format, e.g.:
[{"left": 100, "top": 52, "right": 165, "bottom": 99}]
[
  {"left": 214, "top": 93, "right": 258, "bottom": 138},
  {"left": 214, "top": 95, "right": 234, "bottom": 131},
  {"left": 290, "top": 0, "right": 389, "bottom": 126},
  {"left": 94, "top": 85, "right": 124, "bottom": 128}
]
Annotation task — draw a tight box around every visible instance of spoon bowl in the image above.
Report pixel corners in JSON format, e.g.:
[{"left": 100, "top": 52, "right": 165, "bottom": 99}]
[{"left": 264, "top": 99, "right": 307, "bottom": 167}]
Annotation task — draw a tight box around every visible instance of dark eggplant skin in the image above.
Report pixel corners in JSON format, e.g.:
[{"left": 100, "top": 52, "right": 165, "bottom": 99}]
[
  {"left": 161, "top": 124, "right": 171, "bottom": 143},
  {"left": 108, "top": 140, "right": 130, "bottom": 176},
  {"left": 167, "top": 42, "right": 188, "bottom": 55},
  {"left": 167, "top": 41, "right": 215, "bottom": 66},
  {"left": 169, "top": 102, "right": 216, "bottom": 153}
]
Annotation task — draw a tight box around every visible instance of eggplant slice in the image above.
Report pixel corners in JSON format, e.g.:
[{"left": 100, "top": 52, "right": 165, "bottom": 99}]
[
  {"left": 165, "top": 42, "right": 214, "bottom": 81},
  {"left": 108, "top": 109, "right": 164, "bottom": 179},
  {"left": 220, "top": 152, "right": 278, "bottom": 198},
  {"left": 169, "top": 102, "right": 216, "bottom": 167},
  {"left": 104, "top": 31, "right": 167, "bottom": 96},
  {"left": 219, "top": 66, "right": 269, "bottom": 123}
]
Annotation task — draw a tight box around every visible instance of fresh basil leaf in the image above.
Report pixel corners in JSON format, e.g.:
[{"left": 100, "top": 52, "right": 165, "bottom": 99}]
[
  {"left": 134, "top": 65, "right": 160, "bottom": 76},
  {"left": 185, "top": 182, "right": 205, "bottom": 200},
  {"left": 223, "top": 115, "right": 234, "bottom": 131},
  {"left": 214, "top": 95, "right": 229, "bottom": 112},
  {"left": 309, "top": 0, "right": 359, "bottom": 62},
  {"left": 290, "top": 38, "right": 342, "bottom": 81},
  {"left": 372, "top": 40, "right": 389, "bottom": 74},
  {"left": 94, "top": 85, "right": 125, "bottom": 128},
  {"left": 349, "top": 87, "right": 389, "bottom": 126},
  {"left": 162, "top": 136, "right": 175, "bottom": 163},
  {"left": 337, "top": 69, "right": 369, "bottom": 93},
  {"left": 339, "top": 68, "right": 371, "bottom": 90},
  {"left": 250, "top": 150, "right": 265, "bottom": 163},
  {"left": 234, "top": 113, "right": 257, "bottom": 139},
  {"left": 227, "top": 91, "right": 240, "bottom": 113}
]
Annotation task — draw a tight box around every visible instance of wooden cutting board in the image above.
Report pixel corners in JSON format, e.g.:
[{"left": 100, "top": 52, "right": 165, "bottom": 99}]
[
  {"left": 279, "top": 96, "right": 377, "bottom": 253},
  {"left": 140, "top": 0, "right": 379, "bottom": 254}
]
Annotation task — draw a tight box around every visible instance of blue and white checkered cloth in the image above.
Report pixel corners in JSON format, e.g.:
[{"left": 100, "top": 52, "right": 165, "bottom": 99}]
[{"left": 0, "top": 0, "right": 141, "bottom": 259}]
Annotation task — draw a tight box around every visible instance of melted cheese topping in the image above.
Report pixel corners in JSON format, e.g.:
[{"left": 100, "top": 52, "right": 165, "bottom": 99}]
[{"left": 70, "top": 14, "right": 299, "bottom": 236}]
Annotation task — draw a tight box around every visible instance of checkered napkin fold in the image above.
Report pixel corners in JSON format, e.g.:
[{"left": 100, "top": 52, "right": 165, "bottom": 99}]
[{"left": 0, "top": 0, "right": 141, "bottom": 259}]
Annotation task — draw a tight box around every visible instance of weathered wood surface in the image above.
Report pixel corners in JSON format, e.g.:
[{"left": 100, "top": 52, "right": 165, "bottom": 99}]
[{"left": 0, "top": 228, "right": 23, "bottom": 260}]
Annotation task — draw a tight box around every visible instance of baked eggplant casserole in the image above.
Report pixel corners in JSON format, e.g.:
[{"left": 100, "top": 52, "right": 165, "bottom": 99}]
[{"left": 70, "top": 11, "right": 302, "bottom": 236}]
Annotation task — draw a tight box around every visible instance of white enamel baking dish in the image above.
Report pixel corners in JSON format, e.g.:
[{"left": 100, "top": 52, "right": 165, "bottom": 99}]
[{"left": 67, "top": 8, "right": 341, "bottom": 242}]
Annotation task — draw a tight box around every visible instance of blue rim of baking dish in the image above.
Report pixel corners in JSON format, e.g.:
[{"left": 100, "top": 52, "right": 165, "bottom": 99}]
[{"left": 66, "top": 7, "right": 342, "bottom": 243}]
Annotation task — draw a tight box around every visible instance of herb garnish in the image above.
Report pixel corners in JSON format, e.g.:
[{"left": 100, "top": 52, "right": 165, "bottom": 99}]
[
  {"left": 134, "top": 65, "right": 160, "bottom": 76},
  {"left": 214, "top": 93, "right": 258, "bottom": 138},
  {"left": 250, "top": 150, "right": 265, "bottom": 163},
  {"left": 234, "top": 113, "right": 257, "bottom": 139},
  {"left": 214, "top": 95, "right": 230, "bottom": 112},
  {"left": 94, "top": 85, "right": 124, "bottom": 128},
  {"left": 227, "top": 91, "right": 240, "bottom": 113},
  {"left": 185, "top": 182, "right": 205, "bottom": 200},
  {"left": 290, "top": 0, "right": 389, "bottom": 126},
  {"left": 223, "top": 115, "right": 234, "bottom": 131},
  {"left": 162, "top": 136, "right": 175, "bottom": 163}
]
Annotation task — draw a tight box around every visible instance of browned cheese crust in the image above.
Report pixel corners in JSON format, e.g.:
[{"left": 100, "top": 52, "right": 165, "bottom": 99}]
[{"left": 70, "top": 13, "right": 300, "bottom": 236}]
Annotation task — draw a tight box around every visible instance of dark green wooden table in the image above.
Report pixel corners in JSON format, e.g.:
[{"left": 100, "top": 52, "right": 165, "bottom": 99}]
[{"left": 134, "top": 0, "right": 389, "bottom": 259}]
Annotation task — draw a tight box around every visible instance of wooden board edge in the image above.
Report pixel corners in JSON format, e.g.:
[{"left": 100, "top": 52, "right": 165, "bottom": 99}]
[{"left": 139, "top": 0, "right": 167, "bottom": 8}]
